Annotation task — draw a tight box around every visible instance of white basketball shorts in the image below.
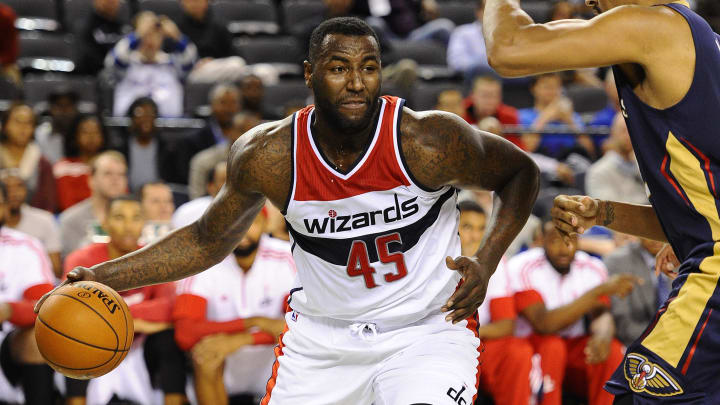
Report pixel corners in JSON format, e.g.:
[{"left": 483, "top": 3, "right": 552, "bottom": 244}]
[{"left": 261, "top": 309, "right": 481, "bottom": 405}]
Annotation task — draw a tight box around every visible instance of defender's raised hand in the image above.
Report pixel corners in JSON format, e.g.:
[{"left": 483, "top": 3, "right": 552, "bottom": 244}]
[
  {"left": 442, "top": 256, "right": 493, "bottom": 324},
  {"left": 34, "top": 267, "right": 97, "bottom": 313},
  {"left": 551, "top": 195, "right": 602, "bottom": 244}
]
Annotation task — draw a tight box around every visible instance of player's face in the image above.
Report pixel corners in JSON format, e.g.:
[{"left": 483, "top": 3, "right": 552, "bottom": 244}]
[
  {"left": 234, "top": 213, "right": 266, "bottom": 257},
  {"left": 141, "top": 184, "right": 174, "bottom": 222},
  {"left": 458, "top": 211, "right": 487, "bottom": 257},
  {"left": 307, "top": 34, "right": 382, "bottom": 132},
  {"left": 543, "top": 222, "right": 576, "bottom": 274},
  {"left": 105, "top": 201, "right": 144, "bottom": 253}
]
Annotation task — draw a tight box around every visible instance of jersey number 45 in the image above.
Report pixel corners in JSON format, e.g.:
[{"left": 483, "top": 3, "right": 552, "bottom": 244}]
[{"left": 346, "top": 232, "right": 407, "bottom": 288}]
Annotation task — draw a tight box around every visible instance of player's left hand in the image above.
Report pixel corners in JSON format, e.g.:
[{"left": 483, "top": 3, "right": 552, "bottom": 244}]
[
  {"left": 442, "top": 256, "right": 492, "bottom": 324},
  {"left": 584, "top": 335, "right": 611, "bottom": 364}
]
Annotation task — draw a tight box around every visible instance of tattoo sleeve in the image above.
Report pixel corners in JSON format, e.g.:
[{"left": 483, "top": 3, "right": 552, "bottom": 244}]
[{"left": 602, "top": 201, "right": 615, "bottom": 226}]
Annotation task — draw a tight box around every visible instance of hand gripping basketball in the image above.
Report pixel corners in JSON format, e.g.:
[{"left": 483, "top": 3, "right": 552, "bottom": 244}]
[{"left": 34, "top": 267, "right": 96, "bottom": 314}]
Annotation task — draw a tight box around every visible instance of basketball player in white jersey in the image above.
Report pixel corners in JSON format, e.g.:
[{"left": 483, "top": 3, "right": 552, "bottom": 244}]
[{"left": 39, "top": 17, "right": 539, "bottom": 404}]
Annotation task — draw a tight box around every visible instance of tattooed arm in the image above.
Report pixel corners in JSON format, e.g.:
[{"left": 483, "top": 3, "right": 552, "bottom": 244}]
[
  {"left": 401, "top": 109, "right": 540, "bottom": 322},
  {"left": 37, "top": 120, "right": 291, "bottom": 303},
  {"left": 551, "top": 196, "right": 667, "bottom": 243}
]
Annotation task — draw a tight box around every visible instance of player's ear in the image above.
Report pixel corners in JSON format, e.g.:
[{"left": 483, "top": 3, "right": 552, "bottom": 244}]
[{"left": 303, "top": 61, "right": 313, "bottom": 89}]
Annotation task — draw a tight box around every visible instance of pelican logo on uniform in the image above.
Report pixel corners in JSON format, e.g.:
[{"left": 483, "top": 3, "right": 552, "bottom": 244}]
[
  {"left": 446, "top": 385, "right": 468, "bottom": 404},
  {"left": 303, "top": 195, "right": 419, "bottom": 234},
  {"left": 75, "top": 283, "right": 120, "bottom": 315},
  {"left": 624, "top": 353, "right": 683, "bottom": 397}
]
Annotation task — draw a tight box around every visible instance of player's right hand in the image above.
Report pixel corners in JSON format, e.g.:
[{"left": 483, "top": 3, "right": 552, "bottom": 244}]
[
  {"left": 551, "top": 195, "right": 600, "bottom": 245},
  {"left": 33, "top": 267, "right": 97, "bottom": 313}
]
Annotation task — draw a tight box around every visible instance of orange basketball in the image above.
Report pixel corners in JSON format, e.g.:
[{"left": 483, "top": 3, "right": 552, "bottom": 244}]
[{"left": 34, "top": 281, "right": 134, "bottom": 379}]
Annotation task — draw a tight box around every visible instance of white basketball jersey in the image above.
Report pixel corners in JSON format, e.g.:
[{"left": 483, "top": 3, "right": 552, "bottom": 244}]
[{"left": 283, "top": 96, "right": 462, "bottom": 327}]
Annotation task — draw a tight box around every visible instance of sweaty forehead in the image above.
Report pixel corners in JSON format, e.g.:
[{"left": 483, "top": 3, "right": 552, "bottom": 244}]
[{"left": 318, "top": 34, "right": 379, "bottom": 62}]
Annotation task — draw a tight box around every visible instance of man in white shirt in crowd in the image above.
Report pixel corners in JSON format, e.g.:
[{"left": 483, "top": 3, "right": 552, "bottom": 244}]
[
  {"left": 0, "top": 168, "right": 62, "bottom": 277},
  {"left": 173, "top": 210, "right": 295, "bottom": 405}
]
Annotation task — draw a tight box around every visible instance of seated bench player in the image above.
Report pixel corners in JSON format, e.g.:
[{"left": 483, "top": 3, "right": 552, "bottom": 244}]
[
  {"left": 457, "top": 200, "right": 540, "bottom": 405},
  {"left": 506, "top": 217, "right": 639, "bottom": 405},
  {"left": 0, "top": 182, "right": 56, "bottom": 404},
  {"left": 174, "top": 210, "right": 296, "bottom": 405},
  {"left": 63, "top": 195, "right": 186, "bottom": 405}
]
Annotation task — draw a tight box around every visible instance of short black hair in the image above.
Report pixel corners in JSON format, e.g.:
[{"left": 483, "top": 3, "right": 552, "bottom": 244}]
[
  {"left": 126, "top": 96, "right": 158, "bottom": 118},
  {"left": 308, "top": 17, "right": 381, "bottom": 63},
  {"left": 458, "top": 200, "right": 486, "bottom": 216},
  {"left": 106, "top": 195, "right": 141, "bottom": 214}
]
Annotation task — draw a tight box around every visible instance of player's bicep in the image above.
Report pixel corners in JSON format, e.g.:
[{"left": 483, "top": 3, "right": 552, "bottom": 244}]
[{"left": 488, "top": 6, "right": 660, "bottom": 77}]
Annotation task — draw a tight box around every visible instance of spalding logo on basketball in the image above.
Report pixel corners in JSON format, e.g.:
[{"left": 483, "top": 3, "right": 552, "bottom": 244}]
[{"left": 34, "top": 281, "right": 134, "bottom": 379}]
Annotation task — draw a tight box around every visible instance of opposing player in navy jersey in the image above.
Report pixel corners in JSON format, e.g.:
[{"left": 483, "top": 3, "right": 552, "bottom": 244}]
[
  {"left": 36, "top": 17, "right": 539, "bottom": 405},
  {"left": 484, "top": 0, "right": 720, "bottom": 403}
]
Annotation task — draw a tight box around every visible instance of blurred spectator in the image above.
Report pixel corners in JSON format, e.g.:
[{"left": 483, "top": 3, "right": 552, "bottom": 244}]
[
  {"left": 139, "top": 181, "right": 174, "bottom": 244},
  {"left": 0, "top": 169, "right": 61, "bottom": 278},
  {"left": 589, "top": 70, "right": 621, "bottom": 141},
  {"left": 188, "top": 83, "right": 240, "bottom": 157},
  {"left": 283, "top": 100, "right": 307, "bottom": 117},
  {"left": 457, "top": 200, "right": 539, "bottom": 405},
  {"left": 35, "top": 87, "right": 80, "bottom": 164},
  {"left": 59, "top": 150, "right": 128, "bottom": 257},
  {"left": 174, "top": 211, "right": 295, "bottom": 405},
  {"left": 357, "top": 0, "right": 455, "bottom": 45},
  {"left": 178, "top": 0, "right": 232, "bottom": 59},
  {"left": 78, "top": 0, "right": 130, "bottom": 75},
  {"left": 0, "top": 183, "right": 56, "bottom": 405},
  {"left": 173, "top": 161, "right": 225, "bottom": 229},
  {"left": 447, "top": 1, "right": 493, "bottom": 83},
  {"left": 188, "top": 112, "right": 259, "bottom": 199},
  {"left": 108, "top": 11, "right": 197, "bottom": 117},
  {"left": 0, "top": 4, "right": 19, "bottom": 85},
  {"left": 63, "top": 196, "right": 186, "bottom": 405},
  {"left": 605, "top": 238, "right": 671, "bottom": 347},
  {"left": 550, "top": 1, "right": 576, "bottom": 20},
  {"left": 463, "top": 76, "right": 522, "bottom": 148},
  {"left": 586, "top": 114, "right": 648, "bottom": 205},
  {"left": 0, "top": 103, "right": 58, "bottom": 213},
  {"left": 507, "top": 218, "right": 633, "bottom": 405},
  {"left": 110, "top": 97, "right": 190, "bottom": 191},
  {"left": 519, "top": 73, "right": 588, "bottom": 158},
  {"left": 434, "top": 89, "right": 465, "bottom": 117},
  {"left": 53, "top": 115, "right": 106, "bottom": 212},
  {"left": 239, "top": 74, "right": 265, "bottom": 120}
]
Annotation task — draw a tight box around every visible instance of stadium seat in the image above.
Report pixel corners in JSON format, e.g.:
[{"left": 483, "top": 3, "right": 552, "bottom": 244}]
[
  {"left": 502, "top": 83, "right": 534, "bottom": 110},
  {"left": 22, "top": 74, "right": 99, "bottom": 112},
  {"left": 213, "top": 0, "right": 279, "bottom": 36},
  {"left": 232, "top": 36, "right": 303, "bottom": 76},
  {"left": 437, "top": 2, "right": 477, "bottom": 27},
  {"left": 385, "top": 40, "right": 455, "bottom": 80},
  {"left": 183, "top": 81, "right": 215, "bottom": 117},
  {"left": 18, "top": 32, "right": 76, "bottom": 73},
  {"left": 281, "top": 0, "right": 326, "bottom": 34},
  {"left": 137, "top": 0, "right": 184, "bottom": 23},
  {"left": 566, "top": 85, "right": 609, "bottom": 114},
  {"left": 262, "top": 80, "right": 312, "bottom": 119},
  {"left": 0, "top": 0, "right": 60, "bottom": 31},
  {"left": 411, "top": 82, "right": 464, "bottom": 111},
  {"left": 63, "top": 0, "right": 131, "bottom": 35},
  {"left": 522, "top": 2, "right": 552, "bottom": 23}
]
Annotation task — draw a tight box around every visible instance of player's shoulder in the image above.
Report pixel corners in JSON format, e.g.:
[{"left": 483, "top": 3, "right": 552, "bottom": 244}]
[
  {"left": 226, "top": 116, "right": 293, "bottom": 185},
  {"left": 594, "top": 4, "right": 692, "bottom": 42},
  {"left": 231, "top": 115, "right": 293, "bottom": 157},
  {"left": 399, "top": 106, "right": 473, "bottom": 147}
]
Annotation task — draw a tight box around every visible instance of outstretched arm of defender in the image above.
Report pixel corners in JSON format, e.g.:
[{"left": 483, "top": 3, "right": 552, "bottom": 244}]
[
  {"left": 483, "top": 0, "right": 683, "bottom": 77},
  {"left": 552, "top": 195, "right": 668, "bottom": 243},
  {"left": 36, "top": 130, "right": 272, "bottom": 311}
]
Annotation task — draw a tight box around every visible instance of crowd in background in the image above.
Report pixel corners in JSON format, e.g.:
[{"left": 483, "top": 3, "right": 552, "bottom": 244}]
[{"left": 0, "top": 0, "right": 709, "bottom": 404}]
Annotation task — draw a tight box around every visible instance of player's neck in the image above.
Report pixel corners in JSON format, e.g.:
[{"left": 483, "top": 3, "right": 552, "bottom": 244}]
[{"left": 234, "top": 249, "right": 258, "bottom": 273}]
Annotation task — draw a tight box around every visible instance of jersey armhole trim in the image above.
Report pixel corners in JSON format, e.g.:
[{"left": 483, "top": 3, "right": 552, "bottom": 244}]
[
  {"left": 393, "top": 99, "right": 443, "bottom": 193},
  {"left": 280, "top": 112, "right": 297, "bottom": 216}
]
